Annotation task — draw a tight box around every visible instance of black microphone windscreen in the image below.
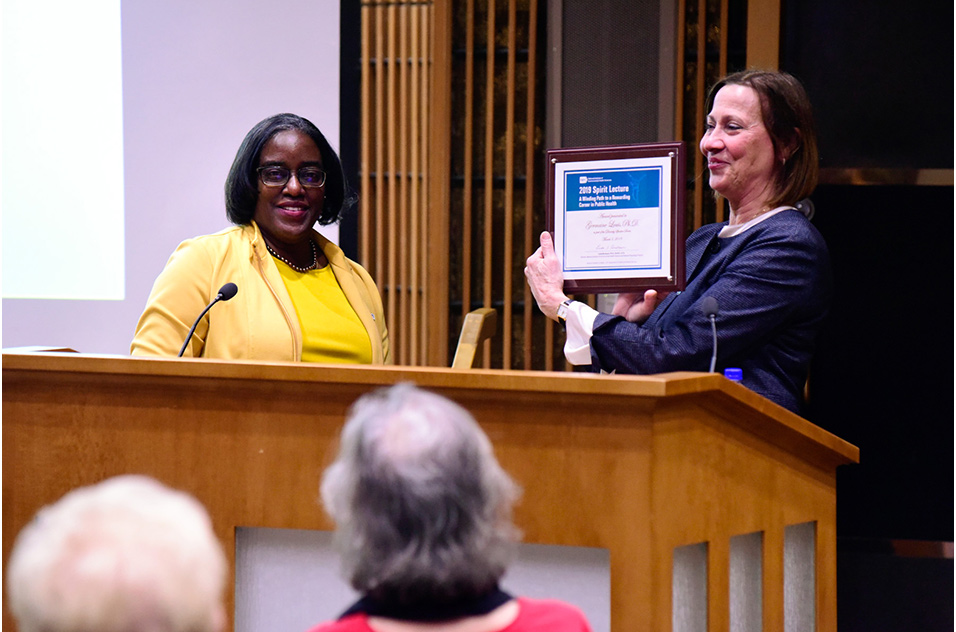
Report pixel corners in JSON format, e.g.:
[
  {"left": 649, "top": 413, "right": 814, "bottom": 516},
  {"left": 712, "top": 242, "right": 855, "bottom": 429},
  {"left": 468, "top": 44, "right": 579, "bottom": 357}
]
[
  {"left": 218, "top": 283, "right": 238, "bottom": 301},
  {"left": 700, "top": 296, "right": 719, "bottom": 318}
]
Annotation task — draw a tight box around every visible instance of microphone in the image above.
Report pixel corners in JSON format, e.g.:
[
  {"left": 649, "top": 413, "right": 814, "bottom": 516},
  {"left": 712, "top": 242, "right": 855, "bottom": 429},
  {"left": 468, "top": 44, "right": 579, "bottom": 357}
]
[
  {"left": 700, "top": 296, "right": 719, "bottom": 373},
  {"left": 178, "top": 283, "right": 238, "bottom": 357}
]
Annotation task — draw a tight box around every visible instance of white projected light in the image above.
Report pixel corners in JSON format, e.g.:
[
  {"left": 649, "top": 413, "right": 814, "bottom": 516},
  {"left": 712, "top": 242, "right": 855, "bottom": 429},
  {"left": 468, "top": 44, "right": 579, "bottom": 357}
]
[{"left": 2, "top": 0, "right": 125, "bottom": 299}]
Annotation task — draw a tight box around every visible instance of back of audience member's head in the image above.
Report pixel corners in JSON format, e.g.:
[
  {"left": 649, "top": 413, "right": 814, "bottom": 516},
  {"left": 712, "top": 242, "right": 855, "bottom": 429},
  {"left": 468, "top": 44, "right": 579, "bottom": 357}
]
[
  {"left": 321, "top": 383, "right": 521, "bottom": 607},
  {"left": 6, "top": 475, "right": 227, "bottom": 632}
]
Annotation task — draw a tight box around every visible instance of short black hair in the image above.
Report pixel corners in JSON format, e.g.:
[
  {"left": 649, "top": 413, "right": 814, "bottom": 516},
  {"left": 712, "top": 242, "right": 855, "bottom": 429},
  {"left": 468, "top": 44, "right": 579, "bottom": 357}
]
[{"left": 224, "top": 113, "right": 354, "bottom": 225}]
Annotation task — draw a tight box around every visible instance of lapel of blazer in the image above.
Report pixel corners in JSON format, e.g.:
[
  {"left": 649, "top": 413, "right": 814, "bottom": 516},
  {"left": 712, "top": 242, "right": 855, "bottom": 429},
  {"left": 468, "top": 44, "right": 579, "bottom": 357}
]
[{"left": 685, "top": 224, "right": 723, "bottom": 282}]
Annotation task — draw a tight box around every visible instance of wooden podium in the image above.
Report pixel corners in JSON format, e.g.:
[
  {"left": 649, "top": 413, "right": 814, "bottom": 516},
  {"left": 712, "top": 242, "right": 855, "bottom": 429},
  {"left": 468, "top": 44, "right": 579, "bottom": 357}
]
[{"left": 3, "top": 352, "right": 858, "bottom": 632}]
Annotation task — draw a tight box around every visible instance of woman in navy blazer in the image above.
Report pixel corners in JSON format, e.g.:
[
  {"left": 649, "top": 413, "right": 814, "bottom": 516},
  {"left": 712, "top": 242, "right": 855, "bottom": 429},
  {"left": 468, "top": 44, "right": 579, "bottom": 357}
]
[{"left": 525, "top": 70, "right": 831, "bottom": 415}]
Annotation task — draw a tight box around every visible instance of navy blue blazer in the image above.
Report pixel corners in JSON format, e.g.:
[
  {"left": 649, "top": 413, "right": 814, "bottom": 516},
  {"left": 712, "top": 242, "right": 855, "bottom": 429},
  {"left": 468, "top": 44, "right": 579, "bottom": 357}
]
[{"left": 589, "top": 209, "right": 832, "bottom": 414}]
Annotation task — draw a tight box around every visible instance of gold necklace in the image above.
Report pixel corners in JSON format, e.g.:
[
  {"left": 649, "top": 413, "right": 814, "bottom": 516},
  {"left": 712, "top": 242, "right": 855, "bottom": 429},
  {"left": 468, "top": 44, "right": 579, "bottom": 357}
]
[{"left": 265, "top": 239, "right": 318, "bottom": 272}]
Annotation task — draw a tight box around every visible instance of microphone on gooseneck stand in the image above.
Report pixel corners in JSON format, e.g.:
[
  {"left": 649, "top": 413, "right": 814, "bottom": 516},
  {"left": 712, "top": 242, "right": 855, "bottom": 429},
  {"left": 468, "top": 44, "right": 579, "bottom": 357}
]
[
  {"left": 700, "top": 296, "right": 719, "bottom": 373},
  {"left": 178, "top": 283, "right": 239, "bottom": 358}
]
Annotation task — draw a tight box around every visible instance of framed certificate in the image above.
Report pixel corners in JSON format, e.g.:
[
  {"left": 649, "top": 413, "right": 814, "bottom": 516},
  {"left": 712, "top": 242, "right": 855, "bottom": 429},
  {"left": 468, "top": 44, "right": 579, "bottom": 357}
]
[{"left": 546, "top": 142, "right": 686, "bottom": 294}]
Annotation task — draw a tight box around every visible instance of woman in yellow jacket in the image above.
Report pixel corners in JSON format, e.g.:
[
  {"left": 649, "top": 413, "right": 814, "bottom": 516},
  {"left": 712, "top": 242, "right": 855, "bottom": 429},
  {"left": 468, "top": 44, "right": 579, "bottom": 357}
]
[{"left": 132, "top": 113, "right": 390, "bottom": 364}]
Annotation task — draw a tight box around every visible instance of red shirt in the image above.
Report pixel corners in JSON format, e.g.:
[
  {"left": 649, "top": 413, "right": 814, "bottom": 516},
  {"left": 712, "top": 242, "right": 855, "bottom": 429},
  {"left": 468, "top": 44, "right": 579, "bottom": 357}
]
[{"left": 306, "top": 597, "right": 593, "bottom": 632}]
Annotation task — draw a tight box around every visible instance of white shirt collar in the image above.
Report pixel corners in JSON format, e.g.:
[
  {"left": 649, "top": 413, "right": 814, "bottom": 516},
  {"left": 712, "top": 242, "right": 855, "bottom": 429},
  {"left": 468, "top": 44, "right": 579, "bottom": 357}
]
[{"left": 718, "top": 205, "right": 795, "bottom": 238}]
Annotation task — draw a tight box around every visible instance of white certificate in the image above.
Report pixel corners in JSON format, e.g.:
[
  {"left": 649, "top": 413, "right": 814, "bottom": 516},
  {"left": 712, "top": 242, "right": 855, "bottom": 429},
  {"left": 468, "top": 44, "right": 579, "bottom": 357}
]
[{"left": 547, "top": 143, "right": 686, "bottom": 294}]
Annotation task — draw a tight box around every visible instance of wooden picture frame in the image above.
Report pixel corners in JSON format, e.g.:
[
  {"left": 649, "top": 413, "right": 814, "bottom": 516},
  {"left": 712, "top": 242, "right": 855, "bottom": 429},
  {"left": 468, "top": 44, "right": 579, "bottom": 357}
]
[{"left": 546, "top": 142, "right": 686, "bottom": 294}]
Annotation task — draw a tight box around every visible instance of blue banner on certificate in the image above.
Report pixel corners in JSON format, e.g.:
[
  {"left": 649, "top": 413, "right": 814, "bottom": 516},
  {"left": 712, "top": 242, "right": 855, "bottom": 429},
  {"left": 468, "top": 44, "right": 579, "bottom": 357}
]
[{"left": 547, "top": 142, "right": 686, "bottom": 294}]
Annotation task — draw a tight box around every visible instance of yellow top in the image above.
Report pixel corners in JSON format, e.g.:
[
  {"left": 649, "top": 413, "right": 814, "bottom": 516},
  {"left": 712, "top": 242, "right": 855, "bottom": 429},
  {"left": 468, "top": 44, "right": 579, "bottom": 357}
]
[
  {"left": 274, "top": 260, "right": 373, "bottom": 364},
  {"left": 131, "top": 223, "right": 390, "bottom": 363}
]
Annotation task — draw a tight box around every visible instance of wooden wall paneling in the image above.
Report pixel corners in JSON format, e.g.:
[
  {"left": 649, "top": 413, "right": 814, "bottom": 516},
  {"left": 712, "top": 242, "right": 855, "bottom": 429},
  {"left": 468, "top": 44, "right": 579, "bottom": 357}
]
[
  {"left": 677, "top": 0, "right": 746, "bottom": 232},
  {"left": 360, "top": 0, "right": 551, "bottom": 367},
  {"left": 363, "top": 0, "right": 785, "bottom": 366},
  {"left": 426, "top": 0, "right": 452, "bottom": 366}
]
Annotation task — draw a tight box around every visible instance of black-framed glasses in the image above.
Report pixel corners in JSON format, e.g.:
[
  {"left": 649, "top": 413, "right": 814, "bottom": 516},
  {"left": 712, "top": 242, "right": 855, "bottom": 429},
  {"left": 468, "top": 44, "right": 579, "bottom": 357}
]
[{"left": 257, "top": 166, "right": 326, "bottom": 188}]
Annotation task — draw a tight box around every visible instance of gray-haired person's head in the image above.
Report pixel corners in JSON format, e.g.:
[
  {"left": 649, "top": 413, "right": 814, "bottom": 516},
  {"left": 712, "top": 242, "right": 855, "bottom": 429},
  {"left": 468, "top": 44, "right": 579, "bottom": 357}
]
[
  {"left": 6, "top": 475, "right": 227, "bottom": 632},
  {"left": 321, "top": 383, "right": 521, "bottom": 606}
]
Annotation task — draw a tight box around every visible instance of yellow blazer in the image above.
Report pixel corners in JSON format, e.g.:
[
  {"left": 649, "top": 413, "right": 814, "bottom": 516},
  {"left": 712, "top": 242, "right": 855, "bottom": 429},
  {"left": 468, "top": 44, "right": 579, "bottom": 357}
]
[{"left": 131, "top": 222, "right": 391, "bottom": 363}]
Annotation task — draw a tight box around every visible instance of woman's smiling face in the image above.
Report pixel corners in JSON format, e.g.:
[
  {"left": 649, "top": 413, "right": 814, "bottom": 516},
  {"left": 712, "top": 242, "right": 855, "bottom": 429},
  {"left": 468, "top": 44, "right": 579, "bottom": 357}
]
[
  {"left": 699, "top": 84, "right": 778, "bottom": 211},
  {"left": 253, "top": 129, "right": 325, "bottom": 248}
]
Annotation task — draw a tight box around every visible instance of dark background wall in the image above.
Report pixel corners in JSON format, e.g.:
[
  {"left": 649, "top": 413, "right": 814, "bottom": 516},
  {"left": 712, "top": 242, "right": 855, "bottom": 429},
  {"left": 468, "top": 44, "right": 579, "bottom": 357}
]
[
  {"left": 781, "top": 0, "right": 953, "bottom": 542},
  {"left": 782, "top": 0, "right": 953, "bottom": 170},
  {"left": 807, "top": 185, "right": 952, "bottom": 541}
]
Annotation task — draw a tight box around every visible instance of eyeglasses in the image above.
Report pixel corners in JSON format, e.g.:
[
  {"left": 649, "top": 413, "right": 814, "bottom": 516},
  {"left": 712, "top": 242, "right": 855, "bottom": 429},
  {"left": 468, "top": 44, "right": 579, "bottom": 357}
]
[{"left": 257, "top": 166, "right": 327, "bottom": 188}]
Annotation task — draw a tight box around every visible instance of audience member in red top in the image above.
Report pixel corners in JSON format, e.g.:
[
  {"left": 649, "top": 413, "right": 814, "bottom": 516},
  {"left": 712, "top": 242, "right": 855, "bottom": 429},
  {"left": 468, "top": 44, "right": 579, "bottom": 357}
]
[{"left": 308, "top": 383, "right": 593, "bottom": 632}]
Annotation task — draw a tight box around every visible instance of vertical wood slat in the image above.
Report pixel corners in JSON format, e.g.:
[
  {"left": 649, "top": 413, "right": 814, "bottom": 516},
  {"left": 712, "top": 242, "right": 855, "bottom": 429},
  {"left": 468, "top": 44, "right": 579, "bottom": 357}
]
[
  {"left": 502, "top": 0, "right": 516, "bottom": 369},
  {"left": 541, "top": 0, "right": 554, "bottom": 374},
  {"left": 763, "top": 524, "right": 786, "bottom": 631},
  {"left": 481, "top": 0, "right": 496, "bottom": 369},
  {"left": 707, "top": 535, "right": 731, "bottom": 632},
  {"left": 416, "top": 5, "right": 431, "bottom": 365},
  {"left": 427, "top": 0, "right": 451, "bottom": 367},
  {"left": 693, "top": 0, "right": 707, "bottom": 230},
  {"left": 374, "top": 5, "right": 386, "bottom": 287},
  {"left": 522, "top": 0, "right": 538, "bottom": 370},
  {"left": 360, "top": 4, "right": 372, "bottom": 268},
  {"left": 746, "top": 0, "right": 781, "bottom": 70},
  {"left": 408, "top": 5, "right": 421, "bottom": 366},
  {"left": 462, "top": 0, "right": 475, "bottom": 323},
  {"left": 675, "top": 0, "right": 687, "bottom": 140},
  {"left": 419, "top": 5, "right": 432, "bottom": 365},
  {"left": 386, "top": 2, "right": 399, "bottom": 362},
  {"left": 544, "top": 306, "right": 554, "bottom": 370},
  {"left": 397, "top": 4, "right": 410, "bottom": 365},
  {"left": 716, "top": 0, "right": 729, "bottom": 224}
]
